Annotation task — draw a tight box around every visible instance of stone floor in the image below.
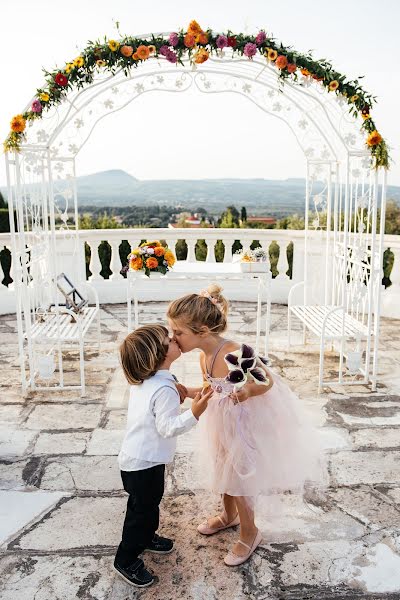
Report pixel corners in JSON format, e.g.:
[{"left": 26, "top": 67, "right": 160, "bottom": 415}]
[{"left": 1, "top": 302, "right": 400, "bottom": 600}]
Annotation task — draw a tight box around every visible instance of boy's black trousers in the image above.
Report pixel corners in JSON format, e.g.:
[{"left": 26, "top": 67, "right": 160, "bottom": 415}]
[{"left": 115, "top": 464, "right": 165, "bottom": 568}]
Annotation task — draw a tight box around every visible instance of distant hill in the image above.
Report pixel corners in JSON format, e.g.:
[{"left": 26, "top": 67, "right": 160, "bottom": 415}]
[{"left": 2, "top": 169, "right": 399, "bottom": 217}]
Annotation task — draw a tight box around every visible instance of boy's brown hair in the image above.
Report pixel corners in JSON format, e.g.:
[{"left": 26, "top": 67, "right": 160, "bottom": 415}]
[{"left": 120, "top": 324, "right": 169, "bottom": 385}]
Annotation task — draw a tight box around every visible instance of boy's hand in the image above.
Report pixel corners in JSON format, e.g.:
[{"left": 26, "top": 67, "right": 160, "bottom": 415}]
[
  {"left": 175, "top": 383, "right": 188, "bottom": 404},
  {"left": 191, "top": 387, "right": 213, "bottom": 420}
]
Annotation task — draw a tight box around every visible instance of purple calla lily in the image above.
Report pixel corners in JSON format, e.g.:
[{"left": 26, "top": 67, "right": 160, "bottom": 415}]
[
  {"left": 249, "top": 367, "right": 269, "bottom": 384},
  {"left": 241, "top": 357, "right": 257, "bottom": 371},
  {"left": 241, "top": 344, "right": 255, "bottom": 359},
  {"left": 226, "top": 369, "right": 246, "bottom": 384},
  {"left": 225, "top": 353, "right": 239, "bottom": 367},
  {"left": 258, "top": 355, "right": 270, "bottom": 366}
]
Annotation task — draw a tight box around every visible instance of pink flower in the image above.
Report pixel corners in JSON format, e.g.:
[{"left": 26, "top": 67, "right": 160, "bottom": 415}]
[
  {"left": 255, "top": 31, "right": 266, "bottom": 45},
  {"left": 216, "top": 35, "right": 228, "bottom": 49},
  {"left": 169, "top": 32, "right": 179, "bottom": 47},
  {"left": 159, "top": 45, "right": 169, "bottom": 56},
  {"left": 243, "top": 42, "right": 257, "bottom": 58},
  {"left": 31, "top": 99, "right": 42, "bottom": 113},
  {"left": 165, "top": 49, "right": 177, "bottom": 63}
]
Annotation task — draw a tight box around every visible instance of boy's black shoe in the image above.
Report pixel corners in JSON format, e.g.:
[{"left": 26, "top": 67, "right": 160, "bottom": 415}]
[
  {"left": 145, "top": 533, "right": 174, "bottom": 554},
  {"left": 113, "top": 558, "right": 154, "bottom": 588}
]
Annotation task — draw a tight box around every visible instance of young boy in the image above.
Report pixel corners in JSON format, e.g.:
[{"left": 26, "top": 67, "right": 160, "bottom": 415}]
[{"left": 114, "top": 324, "right": 211, "bottom": 588}]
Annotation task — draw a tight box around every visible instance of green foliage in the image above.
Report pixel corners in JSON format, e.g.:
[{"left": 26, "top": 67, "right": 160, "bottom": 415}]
[{"left": 0, "top": 192, "right": 7, "bottom": 209}]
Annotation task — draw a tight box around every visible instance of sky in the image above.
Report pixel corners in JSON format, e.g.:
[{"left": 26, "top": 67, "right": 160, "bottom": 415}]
[{"left": 0, "top": 0, "right": 399, "bottom": 188}]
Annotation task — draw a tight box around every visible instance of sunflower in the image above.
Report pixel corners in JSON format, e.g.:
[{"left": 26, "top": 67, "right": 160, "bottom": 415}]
[
  {"left": 96, "top": 59, "right": 107, "bottom": 67},
  {"left": 65, "top": 63, "right": 74, "bottom": 74},
  {"left": 108, "top": 40, "right": 120, "bottom": 52},
  {"left": 350, "top": 94, "right": 359, "bottom": 103},
  {"left": 328, "top": 80, "right": 339, "bottom": 91},
  {"left": 366, "top": 130, "right": 382, "bottom": 147},
  {"left": 74, "top": 56, "right": 85, "bottom": 67},
  {"left": 39, "top": 92, "right": 50, "bottom": 102},
  {"left": 266, "top": 48, "right": 278, "bottom": 61},
  {"left": 10, "top": 114, "right": 26, "bottom": 133}
]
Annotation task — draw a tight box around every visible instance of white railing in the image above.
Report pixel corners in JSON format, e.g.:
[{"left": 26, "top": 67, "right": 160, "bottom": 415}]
[{"left": 1, "top": 228, "right": 400, "bottom": 316}]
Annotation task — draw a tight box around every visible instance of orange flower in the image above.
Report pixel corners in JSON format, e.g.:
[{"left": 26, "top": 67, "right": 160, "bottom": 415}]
[
  {"left": 366, "top": 130, "right": 382, "bottom": 147},
  {"left": 146, "top": 257, "right": 159, "bottom": 269},
  {"left": 194, "top": 48, "right": 209, "bottom": 64},
  {"left": 184, "top": 33, "right": 196, "bottom": 48},
  {"left": 328, "top": 80, "right": 339, "bottom": 91},
  {"left": 148, "top": 45, "right": 156, "bottom": 54},
  {"left": 130, "top": 256, "right": 143, "bottom": 270},
  {"left": 266, "top": 48, "right": 278, "bottom": 61},
  {"left": 164, "top": 250, "right": 176, "bottom": 267},
  {"left": 301, "top": 68, "right": 311, "bottom": 76},
  {"left": 197, "top": 31, "right": 208, "bottom": 45},
  {"left": 120, "top": 45, "right": 133, "bottom": 57},
  {"left": 136, "top": 45, "right": 150, "bottom": 60},
  {"left": 154, "top": 247, "right": 165, "bottom": 257},
  {"left": 10, "top": 114, "right": 26, "bottom": 133},
  {"left": 132, "top": 52, "right": 139, "bottom": 61},
  {"left": 287, "top": 63, "right": 297, "bottom": 74},
  {"left": 362, "top": 113, "right": 371, "bottom": 121},
  {"left": 187, "top": 20, "right": 202, "bottom": 35},
  {"left": 275, "top": 55, "right": 288, "bottom": 69}
]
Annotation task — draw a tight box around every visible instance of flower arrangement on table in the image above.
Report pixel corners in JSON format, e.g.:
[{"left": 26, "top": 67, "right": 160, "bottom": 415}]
[
  {"left": 128, "top": 240, "right": 176, "bottom": 277},
  {"left": 236, "top": 248, "right": 268, "bottom": 263},
  {"left": 224, "top": 344, "right": 270, "bottom": 391}
]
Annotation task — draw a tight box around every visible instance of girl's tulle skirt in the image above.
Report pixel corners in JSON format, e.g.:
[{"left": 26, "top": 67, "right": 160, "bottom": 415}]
[{"left": 195, "top": 371, "right": 325, "bottom": 501}]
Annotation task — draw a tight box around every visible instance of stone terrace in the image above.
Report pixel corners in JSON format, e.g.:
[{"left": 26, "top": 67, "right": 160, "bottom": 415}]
[{"left": 1, "top": 302, "right": 400, "bottom": 599}]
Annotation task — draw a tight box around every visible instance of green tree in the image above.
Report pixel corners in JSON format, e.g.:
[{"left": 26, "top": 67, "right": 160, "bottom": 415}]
[
  {"left": 240, "top": 206, "right": 247, "bottom": 224},
  {"left": 0, "top": 191, "right": 7, "bottom": 209}
]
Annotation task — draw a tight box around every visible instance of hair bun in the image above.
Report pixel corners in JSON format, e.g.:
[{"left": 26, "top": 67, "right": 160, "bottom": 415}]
[{"left": 207, "top": 283, "right": 223, "bottom": 299}]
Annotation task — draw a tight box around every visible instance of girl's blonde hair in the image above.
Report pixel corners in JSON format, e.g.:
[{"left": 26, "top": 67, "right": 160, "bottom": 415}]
[
  {"left": 120, "top": 324, "right": 169, "bottom": 385},
  {"left": 167, "top": 283, "right": 229, "bottom": 334}
]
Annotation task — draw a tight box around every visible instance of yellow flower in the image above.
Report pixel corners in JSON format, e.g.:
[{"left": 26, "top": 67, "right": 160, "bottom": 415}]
[
  {"left": 10, "top": 114, "right": 26, "bottom": 133},
  {"left": 266, "top": 48, "right": 278, "bottom": 61},
  {"left": 194, "top": 48, "right": 209, "bottom": 64},
  {"left": 73, "top": 56, "right": 85, "bottom": 67},
  {"left": 366, "top": 130, "right": 382, "bottom": 147},
  {"left": 96, "top": 59, "right": 107, "bottom": 67},
  {"left": 164, "top": 250, "right": 176, "bottom": 267},
  {"left": 65, "top": 63, "right": 74, "bottom": 74},
  {"left": 362, "top": 113, "right": 371, "bottom": 121},
  {"left": 39, "top": 92, "right": 50, "bottom": 102},
  {"left": 350, "top": 94, "right": 359, "bottom": 102},
  {"left": 131, "top": 248, "right": 141, "bottom": 256},
  {"left": 328, "top": 80, "right": 339, "bottom": 91},
  {"left": 108, "top": 40, "right": 120, "bottom": 52}
]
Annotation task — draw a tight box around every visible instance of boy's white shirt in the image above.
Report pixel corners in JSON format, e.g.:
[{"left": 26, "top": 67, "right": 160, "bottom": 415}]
[{"left": 118, "top": 369, "right": 197, "bottom": 471}]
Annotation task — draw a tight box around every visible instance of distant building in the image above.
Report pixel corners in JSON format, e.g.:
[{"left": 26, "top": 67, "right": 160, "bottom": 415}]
[
  {"left": 246, "top": 216, "right": 276, "bottom": 226},
  {"left": 169, "top": 211, "right": 214, "bottom": 229}
]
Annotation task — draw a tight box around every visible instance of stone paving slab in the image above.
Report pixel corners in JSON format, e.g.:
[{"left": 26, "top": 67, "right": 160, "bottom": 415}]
[{"left": 1, "top": 302, "right": 400, "bottom": 599}]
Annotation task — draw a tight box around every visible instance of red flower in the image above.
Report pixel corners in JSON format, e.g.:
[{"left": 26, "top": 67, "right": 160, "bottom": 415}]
[
  {"left": 54, "top": 72, "right": 68, "bottom": 87},
  {"left": 227, "top": 36, "right": 237, "bottom": 48}
]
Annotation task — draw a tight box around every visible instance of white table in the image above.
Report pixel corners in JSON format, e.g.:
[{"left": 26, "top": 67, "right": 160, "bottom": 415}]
[{"left": 127, "top": 262, "right": 272, "bottom": 357}]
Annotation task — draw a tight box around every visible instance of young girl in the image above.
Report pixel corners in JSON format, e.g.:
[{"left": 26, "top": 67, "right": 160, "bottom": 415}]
[{"left": 167, "top": 284, "right": 323, "bottom": 567}]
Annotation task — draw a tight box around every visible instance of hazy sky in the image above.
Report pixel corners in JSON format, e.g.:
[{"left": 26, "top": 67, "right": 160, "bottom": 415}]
[{"left": 1, "top": 0, "right": 399, "bottom": 188}]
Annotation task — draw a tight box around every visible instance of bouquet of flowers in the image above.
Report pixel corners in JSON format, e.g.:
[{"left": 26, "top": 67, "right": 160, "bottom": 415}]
[
  {"left": 128, "top": 240, "right": 176, "bottom": 277},
  {"left": 235, "top": 248, "right": 268, "bottom": 263},
  {"left": 224, "top": 344, "right": 270, "bottom": 391}
]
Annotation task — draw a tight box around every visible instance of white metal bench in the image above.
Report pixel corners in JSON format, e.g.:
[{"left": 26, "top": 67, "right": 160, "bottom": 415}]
[
  {"left": 288, "top": 281, "right": 373, "bottom": 393},
  {"left": 26, "top": 283, "right": 100, "bottom": 396}
]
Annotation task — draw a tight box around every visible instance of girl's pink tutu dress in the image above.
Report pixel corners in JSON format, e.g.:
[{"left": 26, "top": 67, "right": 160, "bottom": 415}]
[{"left": 197, "top": 341, "right": 324, "bottom": 501}]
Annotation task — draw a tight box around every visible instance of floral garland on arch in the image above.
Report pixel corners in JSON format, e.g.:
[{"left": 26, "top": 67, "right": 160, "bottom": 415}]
[{"left": 5, "top": 20, "right": 389, "bottom": 168}]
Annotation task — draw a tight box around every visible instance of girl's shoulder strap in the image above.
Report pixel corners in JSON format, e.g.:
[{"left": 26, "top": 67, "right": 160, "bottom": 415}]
[{"left": 207, "top": 339, "right": 231, "bottom": 376}]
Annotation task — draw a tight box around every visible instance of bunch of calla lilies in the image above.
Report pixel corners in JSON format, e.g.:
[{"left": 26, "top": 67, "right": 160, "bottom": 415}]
[{"left": 224, "top": 344, "right": 270, "bottom": 391}]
